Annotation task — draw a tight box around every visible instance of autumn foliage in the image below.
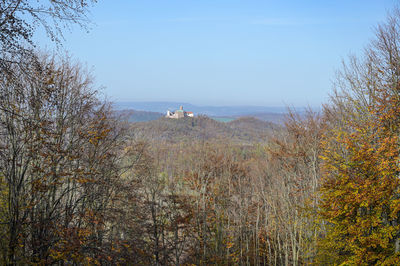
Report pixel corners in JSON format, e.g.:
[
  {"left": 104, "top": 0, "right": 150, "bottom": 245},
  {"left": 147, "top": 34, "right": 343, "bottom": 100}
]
[
  {"left": 3, "top": 4, "right": 400, "bottom": 266},
  {"left": 319, "top": 109, "right": 400, "bottom": 264},
  {"left": 317, "top": 9, "right": 400, "bottom": 265}
]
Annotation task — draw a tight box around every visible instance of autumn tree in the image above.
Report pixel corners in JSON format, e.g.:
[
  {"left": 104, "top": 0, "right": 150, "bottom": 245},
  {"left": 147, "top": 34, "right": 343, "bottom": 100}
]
[
  {"left": 258, "top": 109, "right": 324, "bottom": 265},
  {"left": 318, "top": 8, "right": 400, "bottom": 265},
  {"left": 0, "top": 54, "right": 122, "bottom": 264}
]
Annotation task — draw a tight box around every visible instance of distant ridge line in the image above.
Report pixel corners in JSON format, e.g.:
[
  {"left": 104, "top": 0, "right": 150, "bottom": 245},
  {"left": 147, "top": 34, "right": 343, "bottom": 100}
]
[{"left": 113, "top": 101, "right": 315, "bottom": 117}]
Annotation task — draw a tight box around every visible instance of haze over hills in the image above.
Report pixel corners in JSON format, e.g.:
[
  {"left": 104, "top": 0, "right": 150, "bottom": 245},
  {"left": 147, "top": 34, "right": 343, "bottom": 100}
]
[
  {"left": 114, "top": 101, "right": 309, "bottom": 116},
  {"left": 115, "top": 109, "right": 163, "bottom": 122},
  {"left": 114, "top": 101, "right": 316, "bottom": 123}
]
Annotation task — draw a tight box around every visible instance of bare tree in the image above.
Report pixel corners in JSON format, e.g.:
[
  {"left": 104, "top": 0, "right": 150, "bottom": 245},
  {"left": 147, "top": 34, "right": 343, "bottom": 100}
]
[
  {"left": 0, "top": 0, "right": 96, "bottom": 70},
  {"left": 0, "top": 54, "right": 122, "bottom": 264}
]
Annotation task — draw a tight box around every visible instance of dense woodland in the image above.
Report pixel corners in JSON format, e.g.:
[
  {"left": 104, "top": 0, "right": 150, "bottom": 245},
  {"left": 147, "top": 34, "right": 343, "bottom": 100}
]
[
  {"left": 2, "top": 1, "right": 400, "bottom": 265},
  {"left": 129, "top": 116, "right": 278, "bottom": 143}
]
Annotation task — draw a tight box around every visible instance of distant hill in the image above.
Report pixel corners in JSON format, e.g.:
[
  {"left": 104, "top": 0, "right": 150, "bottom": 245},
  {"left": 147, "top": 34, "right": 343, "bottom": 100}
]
[
  {"left": 211, "top": 113, "right": 287, "bottom": 124},
  {"left": 228, "top": 116, "right": 276, "bottom": 133},
  {"left": 114, "top": 101, "right": 304, "bottom": 117},
  {"left": 243, "top": 112, "right": 287, "bottom": 124},
  {"left": 115, "top": 109, "right": 163, "bottom": 122},
  {"left": 129, "top": 115, "right": 279, "bottom": 143},
  {"left": 211, "top": 116, "right": 236, "bottom": 123}
]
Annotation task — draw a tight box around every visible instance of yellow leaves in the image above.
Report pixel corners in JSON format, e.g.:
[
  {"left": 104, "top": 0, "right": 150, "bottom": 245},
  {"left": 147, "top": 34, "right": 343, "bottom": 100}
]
[
  {"left": 75, "top": 177, "right": 92, "bottom": 184},
  {"left": 319, "top": 92, "right": 400, "bottom": 264},
  {"left": 360, "top": 201, "right": 368, "bottom": 208},
  {"left": 225, "top": 241, "right": 234, "bottom": 249},
  {"left": 84, "top": 257, "right": 100, "bottom": 265},
  {"left": 49, "top": 250, "right": 65, "bottom": 261}
]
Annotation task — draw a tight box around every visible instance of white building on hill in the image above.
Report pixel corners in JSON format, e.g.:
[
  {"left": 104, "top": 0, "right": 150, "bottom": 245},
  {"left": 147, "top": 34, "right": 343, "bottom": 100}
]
[{"left": 166, "top": 106, "right": 194, "bottom": 119}]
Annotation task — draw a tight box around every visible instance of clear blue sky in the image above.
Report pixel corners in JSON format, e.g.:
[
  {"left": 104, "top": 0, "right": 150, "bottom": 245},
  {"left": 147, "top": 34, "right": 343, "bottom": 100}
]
[{"left": 37, "top": 0, "right": 398, "bottom": 106}]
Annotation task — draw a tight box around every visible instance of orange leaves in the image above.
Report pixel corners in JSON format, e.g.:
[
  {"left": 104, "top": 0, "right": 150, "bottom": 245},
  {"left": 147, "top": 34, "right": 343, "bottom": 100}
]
[{"left": 319, "top": 79, "right": 400, "bottom": 264}]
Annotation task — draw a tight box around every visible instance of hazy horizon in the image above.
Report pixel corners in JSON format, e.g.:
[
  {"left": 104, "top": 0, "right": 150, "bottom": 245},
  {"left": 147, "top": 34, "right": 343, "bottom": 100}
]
[
  {"left": 112, "top": 101, "right": 320, "bottom": 118},
  {"left": 114, "top": 100, "right": 314, "bottom": 108}
]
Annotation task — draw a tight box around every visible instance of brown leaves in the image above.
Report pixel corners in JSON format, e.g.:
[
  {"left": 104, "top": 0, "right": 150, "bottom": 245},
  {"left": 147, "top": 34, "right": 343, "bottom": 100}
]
[{"left": 319, "top": 68, "right": 400, "bottom": 265}]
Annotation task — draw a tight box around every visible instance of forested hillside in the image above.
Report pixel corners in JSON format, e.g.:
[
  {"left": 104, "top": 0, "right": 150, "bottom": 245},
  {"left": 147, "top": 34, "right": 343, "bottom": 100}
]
[{"left": 129, "top": 115, "right": 278, "bottom": 143}]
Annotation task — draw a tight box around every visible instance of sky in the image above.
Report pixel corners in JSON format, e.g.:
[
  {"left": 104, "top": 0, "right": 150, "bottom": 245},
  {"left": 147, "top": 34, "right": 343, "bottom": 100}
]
[{"left": 37, "top": 0, "right": 398, "bottom": 107}]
